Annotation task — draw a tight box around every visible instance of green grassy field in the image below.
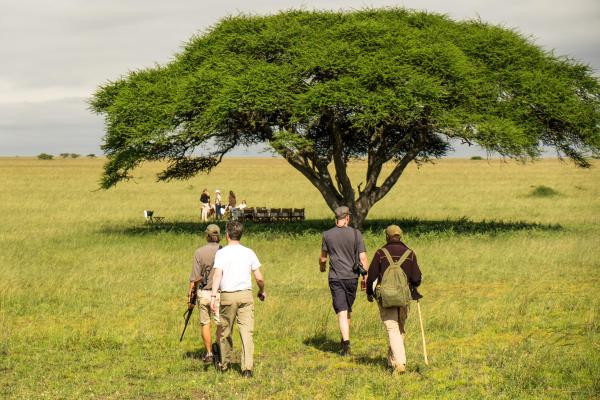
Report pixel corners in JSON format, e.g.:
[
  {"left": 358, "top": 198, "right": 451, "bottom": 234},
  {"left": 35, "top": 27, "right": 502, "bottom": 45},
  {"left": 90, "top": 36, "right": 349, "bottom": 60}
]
[{"left": 1, "top": 157, "right": 599, "bottom": 399}]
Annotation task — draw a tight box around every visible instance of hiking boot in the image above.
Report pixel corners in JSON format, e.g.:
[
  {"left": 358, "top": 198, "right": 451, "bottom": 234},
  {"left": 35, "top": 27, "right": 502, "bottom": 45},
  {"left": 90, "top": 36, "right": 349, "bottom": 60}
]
[
  {"left": 202, "top": 353, "right": 214, "bottom": 363},
  {"left": 392, "top": 363, "right": 406, "bottom": 375},
  {"left": 241, "top": 370, "right": 253, "bottom": 378},
  {"left": 340, "top": 340, "right": 351, "bottom": 356},
  {"left": 216, "top": 362, "right": 229, "bottom": 373},
  {"left": 211, "top": 342, "right": 221, "bottom": 370}
]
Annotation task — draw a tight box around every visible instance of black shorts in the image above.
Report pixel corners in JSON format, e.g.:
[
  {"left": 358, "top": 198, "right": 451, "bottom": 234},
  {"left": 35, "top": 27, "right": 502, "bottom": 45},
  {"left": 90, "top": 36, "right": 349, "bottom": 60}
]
[{"left": 329, "top": 279, "right": 358, "bottom": 314}]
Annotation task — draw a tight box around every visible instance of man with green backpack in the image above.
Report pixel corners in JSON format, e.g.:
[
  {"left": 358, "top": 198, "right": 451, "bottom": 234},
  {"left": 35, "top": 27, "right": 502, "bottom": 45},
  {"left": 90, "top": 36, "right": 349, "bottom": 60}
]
[{"left": 366, "top": 225, "right": 422, "bottom": 374}]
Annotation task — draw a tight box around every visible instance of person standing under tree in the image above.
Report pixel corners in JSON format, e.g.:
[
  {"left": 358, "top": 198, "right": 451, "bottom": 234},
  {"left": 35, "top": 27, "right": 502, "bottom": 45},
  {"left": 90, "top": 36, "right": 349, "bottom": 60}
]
[
  {"left": 319, "top": 206, "right": 368, "bottom": 356},
  {"left": 215, "top": 190, "right": 222, "bottom": 221},
  {"left": 187, "top": 224, "right": 223, "bottom": 363},
  {"left": 210, "top": 221, "right": 266, "bottom": 378},
  {"left": 200, "top": 189, "right": 210, "bottom": 222},
  {"left": 228, "top": 190, "right": 236, "bottom": 212},
  {"left": 366, "top": 225, "right": 422, "bottom": 374}
]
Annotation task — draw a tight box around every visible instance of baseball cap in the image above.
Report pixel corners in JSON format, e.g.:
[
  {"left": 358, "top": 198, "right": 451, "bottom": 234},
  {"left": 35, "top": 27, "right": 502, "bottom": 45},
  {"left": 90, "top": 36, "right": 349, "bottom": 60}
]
[
  {"left": 334, "top": 206, "right": 351, "bottom": 219},
  {"left": 205, "top": 224, "right": 220, "bottom": 236},
  {"left": 385, "top": 224, "right": 403, "bottom": 239}
]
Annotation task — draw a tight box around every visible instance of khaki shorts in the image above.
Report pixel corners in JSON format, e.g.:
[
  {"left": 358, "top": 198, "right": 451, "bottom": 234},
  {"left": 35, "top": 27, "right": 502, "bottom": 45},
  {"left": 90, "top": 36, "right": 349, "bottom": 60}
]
[{"left": 197, "top": 290, "right": 220, "bottom": 325}]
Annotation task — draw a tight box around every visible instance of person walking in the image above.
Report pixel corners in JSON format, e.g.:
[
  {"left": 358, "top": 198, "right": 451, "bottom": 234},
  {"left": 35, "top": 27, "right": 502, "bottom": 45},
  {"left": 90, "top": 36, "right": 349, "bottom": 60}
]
[
  {"left": 187, "top": 224, "right": 223, "bottom": 363},
  {"left": 319, "top": 206, "right": 368, "bottom": 356},
  {"left": 210, "top": 221, "right": 266, "bottom": 377},
  {"left": 366, "top": 225, "right": 422, "bottom": 374},
  {"left": 200, "top": 189, "right": 210, "bottom": 222}
]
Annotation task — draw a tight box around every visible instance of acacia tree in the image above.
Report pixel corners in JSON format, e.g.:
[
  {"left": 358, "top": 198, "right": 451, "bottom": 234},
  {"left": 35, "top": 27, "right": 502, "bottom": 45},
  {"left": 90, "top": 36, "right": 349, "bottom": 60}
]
[{"left": 90, "top": 9, "right": 600, "bottom": 228}]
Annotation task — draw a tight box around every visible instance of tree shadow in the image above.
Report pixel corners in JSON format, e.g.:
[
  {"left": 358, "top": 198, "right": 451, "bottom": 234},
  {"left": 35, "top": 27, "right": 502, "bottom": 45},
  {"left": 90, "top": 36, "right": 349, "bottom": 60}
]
[{"left": 102, "top": 216, "right": 561, "bottom": 237}]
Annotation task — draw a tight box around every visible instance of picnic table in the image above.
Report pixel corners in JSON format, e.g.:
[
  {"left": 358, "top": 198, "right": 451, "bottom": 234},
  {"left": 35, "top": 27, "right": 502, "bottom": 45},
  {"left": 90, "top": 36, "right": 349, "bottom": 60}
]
[{"left": 236, "top": 207, "right": 305, "bottom": 223}]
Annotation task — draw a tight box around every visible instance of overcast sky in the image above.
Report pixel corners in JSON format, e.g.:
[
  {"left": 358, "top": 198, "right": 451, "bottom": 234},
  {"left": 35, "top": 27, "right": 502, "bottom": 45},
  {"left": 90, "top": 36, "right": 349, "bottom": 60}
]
[{"left": 1, "top": 0, "right": 599, "bottom": 156}]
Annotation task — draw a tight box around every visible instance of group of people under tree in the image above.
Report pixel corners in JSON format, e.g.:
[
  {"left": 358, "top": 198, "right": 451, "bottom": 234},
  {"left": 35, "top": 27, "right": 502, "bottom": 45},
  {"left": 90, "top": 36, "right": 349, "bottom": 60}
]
[
  {"left": 186, "top": 206, "right": 423, "bottom": 377},
  {"left": 199, "top": 189, "right": 247, "bottom": 222}
]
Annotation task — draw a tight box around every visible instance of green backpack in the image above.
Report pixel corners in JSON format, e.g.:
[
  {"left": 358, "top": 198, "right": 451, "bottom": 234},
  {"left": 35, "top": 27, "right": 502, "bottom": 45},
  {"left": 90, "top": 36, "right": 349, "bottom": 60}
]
[{"left": 375, "top": 248, "right": 412, "bottom": 308}]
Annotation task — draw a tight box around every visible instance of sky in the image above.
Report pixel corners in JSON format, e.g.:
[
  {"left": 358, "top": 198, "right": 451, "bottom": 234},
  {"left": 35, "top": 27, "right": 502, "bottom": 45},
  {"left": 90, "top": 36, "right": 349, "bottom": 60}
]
[{"left": 1, "top": 0, "right": 599, "bottom": 157}]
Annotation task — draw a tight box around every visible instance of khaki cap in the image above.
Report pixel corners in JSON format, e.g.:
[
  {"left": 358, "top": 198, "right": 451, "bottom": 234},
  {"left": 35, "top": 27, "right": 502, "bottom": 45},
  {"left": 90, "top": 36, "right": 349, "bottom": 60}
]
[
  {"left": 334, "top": 206, "right": 351, "bottom": 219},
  {"left": 205, "top": 224, "right": 220, "bottom": 236},
  {"left": 385, "top": 224, "right": 403, "bottom": 239}
]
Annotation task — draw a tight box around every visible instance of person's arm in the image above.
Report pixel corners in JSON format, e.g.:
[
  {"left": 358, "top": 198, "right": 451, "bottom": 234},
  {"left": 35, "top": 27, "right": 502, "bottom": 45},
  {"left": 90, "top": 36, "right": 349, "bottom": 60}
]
[
  {"left": 366, "top": 250, "right": 381, "bottom": 298},
  {"left": 187, "top": 281, "right": 197, "bottom": 309},
  {"left": 359, "top": 252, "right": 368, "bottom": 271},
  {"left": 210, "top": 268, "right": 223, "bottom": 312},
  {"left": 357, "top": 231, "right": 368, "bottom": 272},
  {"left": 319, "top": 250, "right": 328, "bottom": 272},
  {"left": 253, "top": 268, "right": 266, "bottom": 300}
]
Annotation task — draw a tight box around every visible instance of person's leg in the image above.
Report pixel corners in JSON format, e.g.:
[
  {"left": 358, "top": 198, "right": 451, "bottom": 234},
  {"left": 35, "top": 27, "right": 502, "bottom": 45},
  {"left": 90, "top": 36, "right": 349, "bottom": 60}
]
[
  {"left": 201, "top": 324, "right": 212, "bottom": 351},
  {"left": 341, "top": 279, "right": 357, "bottom": 343},
  {"left": 198, "top": 294, "right": 212, "bottom": 355},
  {"left": 378, "top": 303, "right": 407, "bottom": 370},
  {"left": 235, "top": 291, "right": 255, "bottom": 372},
  {"left": 218, "top": 293, "right": 238, "bottom": 370},
  {"left": 337, "top": 310, "right": 350, "bottom": 341},
  {"left": 212, "top": 296, "right": 223, "bottom": 344}
]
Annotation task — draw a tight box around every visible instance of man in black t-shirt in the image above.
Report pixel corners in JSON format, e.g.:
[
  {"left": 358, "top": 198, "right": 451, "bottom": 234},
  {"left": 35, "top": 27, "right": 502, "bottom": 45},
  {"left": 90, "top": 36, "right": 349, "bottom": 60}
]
[{"left": 319, "top": 206, "right": 368, "bottom": 356}]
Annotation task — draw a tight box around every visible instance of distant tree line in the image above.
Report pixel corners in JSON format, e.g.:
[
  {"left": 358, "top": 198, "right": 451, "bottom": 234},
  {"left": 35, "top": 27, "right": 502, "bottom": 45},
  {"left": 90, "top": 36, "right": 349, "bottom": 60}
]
[{"left": 37, "top": 153, "right": 96, "bottom": 160}]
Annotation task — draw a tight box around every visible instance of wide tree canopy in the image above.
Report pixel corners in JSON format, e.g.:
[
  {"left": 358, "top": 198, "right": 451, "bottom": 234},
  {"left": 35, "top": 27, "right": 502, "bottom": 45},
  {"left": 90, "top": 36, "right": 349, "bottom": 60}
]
[{"left": 90, "top": 8, "right": 600, "bottom": 227}]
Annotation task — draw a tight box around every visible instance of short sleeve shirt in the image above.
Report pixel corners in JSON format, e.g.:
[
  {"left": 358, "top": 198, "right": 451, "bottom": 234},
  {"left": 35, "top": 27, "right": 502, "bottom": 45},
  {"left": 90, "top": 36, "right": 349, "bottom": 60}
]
[
  {"left": 213, "top": 244, "right": 261, "bottom": 292},
  {"left": 322, "top": 226, "right": 366, "bottom": 280},
  {"left": 189, "top": 242, "right": 221, "bottom": 289}
]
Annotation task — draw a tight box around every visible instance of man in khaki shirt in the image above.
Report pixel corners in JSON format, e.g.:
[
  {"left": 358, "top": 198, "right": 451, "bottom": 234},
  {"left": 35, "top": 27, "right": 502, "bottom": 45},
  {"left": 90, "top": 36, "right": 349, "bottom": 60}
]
[{"left": 188, "top": 224, "right": 222, "bottom": 363}]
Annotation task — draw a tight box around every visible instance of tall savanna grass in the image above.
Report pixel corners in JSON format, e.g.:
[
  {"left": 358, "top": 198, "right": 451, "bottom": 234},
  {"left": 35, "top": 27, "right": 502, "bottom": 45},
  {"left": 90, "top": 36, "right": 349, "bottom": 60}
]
[{"left": 0, "top": 157, "right": 598, "bottom": 399}]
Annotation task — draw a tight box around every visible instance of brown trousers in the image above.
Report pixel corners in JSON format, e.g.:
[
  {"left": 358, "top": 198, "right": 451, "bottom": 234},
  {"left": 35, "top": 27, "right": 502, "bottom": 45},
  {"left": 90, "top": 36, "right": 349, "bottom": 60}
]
[{"left": 219, "top": 290, "right": 255, "bottom": 371}]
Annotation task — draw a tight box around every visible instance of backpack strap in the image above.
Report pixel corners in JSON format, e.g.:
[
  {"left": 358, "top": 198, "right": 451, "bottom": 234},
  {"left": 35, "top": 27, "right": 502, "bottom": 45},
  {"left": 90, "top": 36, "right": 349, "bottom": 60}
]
[{"left": 381, "top": 248, "right": 412, "bottom": 270}]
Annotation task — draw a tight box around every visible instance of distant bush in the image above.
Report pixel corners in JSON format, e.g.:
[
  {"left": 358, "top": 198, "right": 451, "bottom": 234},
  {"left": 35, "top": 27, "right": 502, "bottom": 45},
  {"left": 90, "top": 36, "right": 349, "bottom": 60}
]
[
  {"left": 37, "top": 153, "right": 53, "bottom": 160},
  {"left": 470, "top": 156, "right": 484, "bottom": 160},
  {"left": 530, "top": 185, "right": 559, "bottom": 197},
  {"left": 59, "top": 153, "right": 70, "bottom": 158},
  {"left": 86, "top": 153, "right": 96, "bottom": 158},
  {"left": 70, "top": 153, "right": 81, "bottom": 158}
]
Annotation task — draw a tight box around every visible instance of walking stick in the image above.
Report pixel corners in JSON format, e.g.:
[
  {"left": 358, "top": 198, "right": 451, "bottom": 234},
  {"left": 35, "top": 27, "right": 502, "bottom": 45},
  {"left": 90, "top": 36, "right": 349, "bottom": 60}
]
[{"left": 416, "top": 300, "right": 429, "bottom": 365}]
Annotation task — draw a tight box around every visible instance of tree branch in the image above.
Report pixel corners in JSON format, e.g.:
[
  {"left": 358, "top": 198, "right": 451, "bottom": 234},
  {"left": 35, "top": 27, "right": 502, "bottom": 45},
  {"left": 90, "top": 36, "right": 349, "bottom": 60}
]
[
  {"left": 330, "top": 114, "right": 355, "bottom": 203},
  {"left": 370, "top": 148, "right": 420, "bottom": 204},
  {"left": 276, "top": 147, "right": 343, "bottom": 210}
]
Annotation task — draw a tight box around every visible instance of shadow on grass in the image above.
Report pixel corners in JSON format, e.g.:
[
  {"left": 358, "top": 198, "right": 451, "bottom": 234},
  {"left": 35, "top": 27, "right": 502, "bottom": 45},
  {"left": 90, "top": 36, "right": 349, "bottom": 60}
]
[
  {"left": 354, "top": 354, "right": 388, "bottom": 368},
  {"left": 302, "top": 334, "right": 341, "bottom": 354},
  {"left": 102, "top": 216, "right": 562, "bottom": 237},
  {"left": 183, "top": 349, "right": 205, "bottom": 360},
  {"left": 183, "top": 350, "right": 244, "bottom": 373}
]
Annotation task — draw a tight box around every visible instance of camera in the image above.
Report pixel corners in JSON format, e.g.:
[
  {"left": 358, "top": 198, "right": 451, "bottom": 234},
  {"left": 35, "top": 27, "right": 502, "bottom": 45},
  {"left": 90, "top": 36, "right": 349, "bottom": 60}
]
[{"left": 353, "top": 262, "right": 367, "bottom": 277}]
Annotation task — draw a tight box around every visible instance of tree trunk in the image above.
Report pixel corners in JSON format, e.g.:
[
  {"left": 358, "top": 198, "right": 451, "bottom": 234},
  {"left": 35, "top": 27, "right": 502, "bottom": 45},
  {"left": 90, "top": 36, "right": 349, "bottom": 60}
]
[{"left": 349, "top": 200, "right": 370, "bottom": 230}]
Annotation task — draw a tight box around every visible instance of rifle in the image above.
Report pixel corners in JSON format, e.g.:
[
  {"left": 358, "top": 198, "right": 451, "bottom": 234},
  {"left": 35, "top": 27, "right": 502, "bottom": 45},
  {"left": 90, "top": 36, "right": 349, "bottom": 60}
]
[
  {"left": 180, "top": 281, "right": 199, "bottom": 342},
  {"left": 179, "top": 267, "right": 211, "bottom": 342}
]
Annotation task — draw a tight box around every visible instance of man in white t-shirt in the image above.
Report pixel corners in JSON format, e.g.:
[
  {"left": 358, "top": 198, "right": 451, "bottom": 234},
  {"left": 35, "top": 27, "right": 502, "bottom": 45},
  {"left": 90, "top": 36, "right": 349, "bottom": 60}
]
[{"left": 210, "top": 220, "right": 266, "bottom": 378}]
